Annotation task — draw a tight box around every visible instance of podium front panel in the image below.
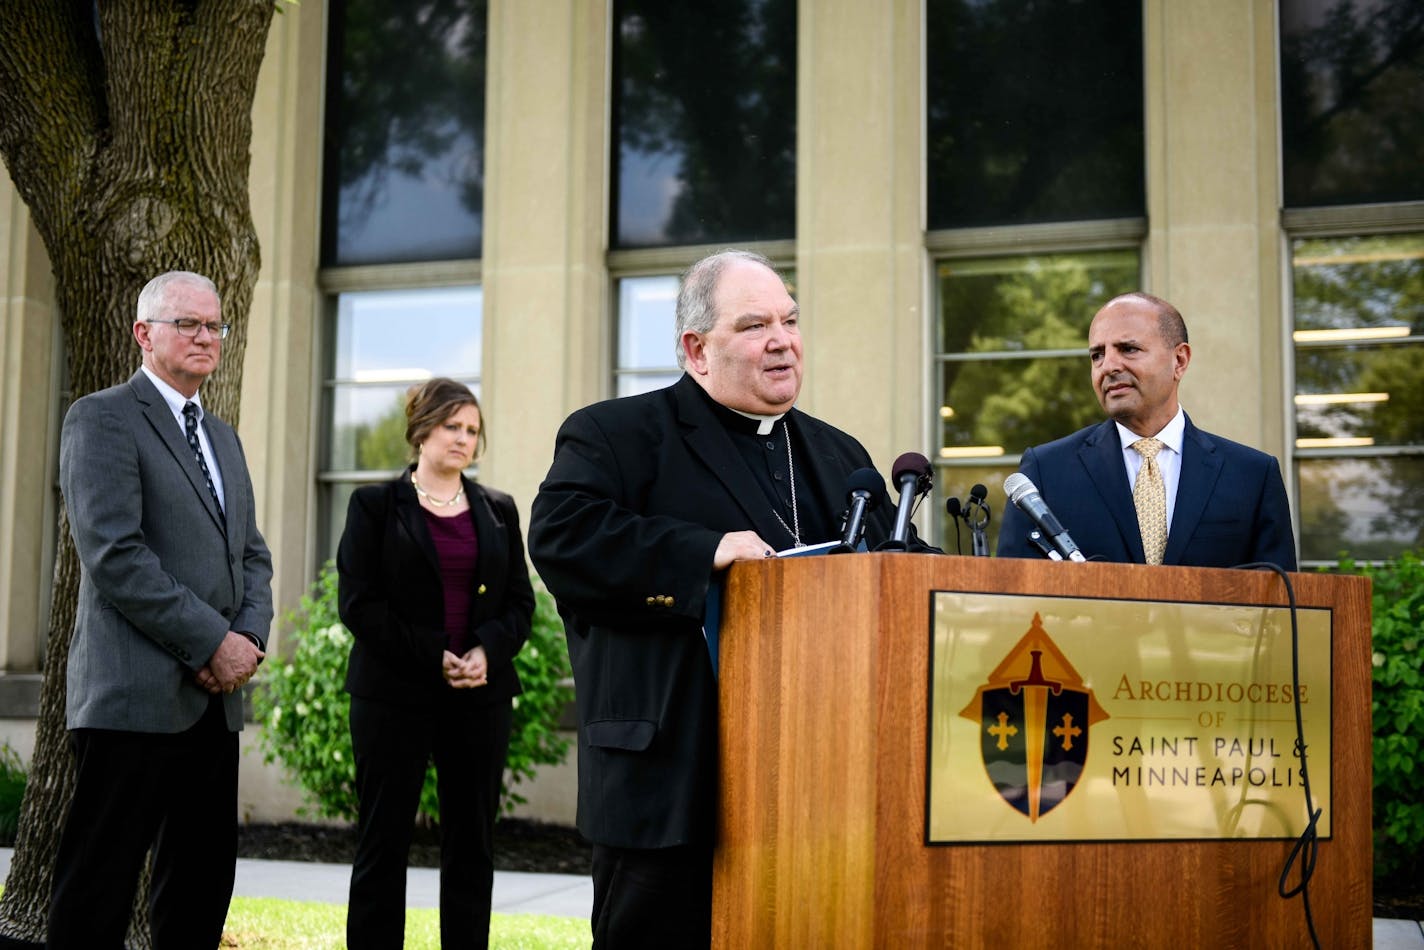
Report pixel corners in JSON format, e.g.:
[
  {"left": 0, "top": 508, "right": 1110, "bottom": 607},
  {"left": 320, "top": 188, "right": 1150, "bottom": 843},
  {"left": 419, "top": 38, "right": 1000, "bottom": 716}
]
[{"left": 714, "top": 555, "right": 1371, "bottom": 949}]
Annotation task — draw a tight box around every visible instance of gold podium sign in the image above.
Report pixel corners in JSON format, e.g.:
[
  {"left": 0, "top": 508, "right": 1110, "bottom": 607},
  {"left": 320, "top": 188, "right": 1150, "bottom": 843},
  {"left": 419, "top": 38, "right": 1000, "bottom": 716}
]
[{"left": 927, "top": 591, "right": 1332, "bottom": 842}]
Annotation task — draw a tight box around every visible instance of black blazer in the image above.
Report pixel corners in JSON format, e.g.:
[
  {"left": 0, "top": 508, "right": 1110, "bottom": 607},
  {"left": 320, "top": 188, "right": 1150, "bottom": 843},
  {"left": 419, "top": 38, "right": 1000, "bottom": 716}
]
[
  {"left": 338, "top": 470, "right": 535, "bottom": 708},
  {"left": 997, "top": 416, "right": 1297, "bottom": 570},
  {"left": 529, "top": 374, "right": 928, "bottom": 849}
]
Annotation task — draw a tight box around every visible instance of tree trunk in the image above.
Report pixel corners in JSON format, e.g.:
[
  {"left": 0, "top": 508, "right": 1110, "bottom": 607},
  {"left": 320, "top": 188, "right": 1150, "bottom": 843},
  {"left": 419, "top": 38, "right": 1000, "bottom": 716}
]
[{"left": 0, "top": 2, "right": 276, "bottom": 945}]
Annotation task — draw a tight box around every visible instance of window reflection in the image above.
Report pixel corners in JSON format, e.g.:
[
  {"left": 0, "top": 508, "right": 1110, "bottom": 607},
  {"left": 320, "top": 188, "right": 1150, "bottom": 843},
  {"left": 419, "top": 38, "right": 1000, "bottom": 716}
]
[
  {"left": 333, "top": 287, "right": 483, "bottom": 379},
  {"left": 926, "top": 0, "right": 1144, "bottom": 229},
  {"left": 1280, "top": 0, "right": 1424, "bottom": 208},
  {"left": 934, "top": 251, "right": 1139, "bottom": 457},
  {"left": 1292, "top": 233, "right": 1424, "bottom": 561},
  {"left": 1297, "top": 457, "right": 1424, "bottom": 561},
  {"left": 323, "top": 0, "right": 487, "bottom": 265},
  {"left": 617, "top": 276, "right": 680, "bottom": 371},
  {"left": 612, "top": 0, "right": 796, "bottom": 248},
  {"left": 326, "top": 286, "right": 483, "bottom": 473}
]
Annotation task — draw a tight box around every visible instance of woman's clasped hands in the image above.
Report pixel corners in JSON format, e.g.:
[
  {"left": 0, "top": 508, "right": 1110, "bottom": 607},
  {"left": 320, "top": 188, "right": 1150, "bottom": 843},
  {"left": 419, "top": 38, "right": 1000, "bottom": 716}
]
[{"left": 442, "top": 644, "right": 489, "bottom": 688}]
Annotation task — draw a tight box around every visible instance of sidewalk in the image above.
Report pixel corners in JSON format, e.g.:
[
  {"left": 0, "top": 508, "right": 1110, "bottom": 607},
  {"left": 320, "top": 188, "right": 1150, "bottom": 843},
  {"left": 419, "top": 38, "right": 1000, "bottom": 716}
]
[
  {"left": 4, "top": 848, "right": 1420, "bottom": 946},
  {"left": 231, "top": 855, "right": 593, "bottom": 918},
  {"left": 0, "top": 847, "right": 591, "bottom": 920}
]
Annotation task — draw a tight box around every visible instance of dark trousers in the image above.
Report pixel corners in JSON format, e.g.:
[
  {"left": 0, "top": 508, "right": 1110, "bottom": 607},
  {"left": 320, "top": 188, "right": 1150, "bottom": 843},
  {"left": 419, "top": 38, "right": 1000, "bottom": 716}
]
[
  {"left": 346, "top": 694, "right": 513, "bottom": 950},
  {"left": 591, "top": 842, "right": 713, "bottom": 950},
  {"left": 47, "top": 696, "right": 238, "bottom": 950}
]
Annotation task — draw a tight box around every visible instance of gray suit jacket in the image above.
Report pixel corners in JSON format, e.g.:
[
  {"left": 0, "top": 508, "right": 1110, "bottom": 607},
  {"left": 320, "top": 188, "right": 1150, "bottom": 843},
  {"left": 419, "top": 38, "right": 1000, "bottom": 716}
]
[{"left": 59, "top": 370, "right": 273, "bottom": 733}]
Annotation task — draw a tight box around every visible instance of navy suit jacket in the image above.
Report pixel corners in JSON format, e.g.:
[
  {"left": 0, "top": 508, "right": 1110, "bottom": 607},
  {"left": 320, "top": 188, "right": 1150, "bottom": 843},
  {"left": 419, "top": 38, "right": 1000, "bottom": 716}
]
[{"left": 996, "top": 416, "right": 1297, "bottom": 570}]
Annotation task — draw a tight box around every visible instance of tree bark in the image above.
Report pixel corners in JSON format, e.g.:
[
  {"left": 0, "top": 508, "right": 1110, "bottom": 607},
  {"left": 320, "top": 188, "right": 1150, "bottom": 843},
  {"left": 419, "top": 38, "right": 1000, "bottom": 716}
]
[{"left": 0, "top": 2, "right": 276, "bottom": 945}]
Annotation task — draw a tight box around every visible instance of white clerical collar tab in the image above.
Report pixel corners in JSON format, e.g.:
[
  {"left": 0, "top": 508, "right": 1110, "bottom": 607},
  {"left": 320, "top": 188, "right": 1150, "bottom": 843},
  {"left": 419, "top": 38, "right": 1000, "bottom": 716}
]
[{"left": 731, "top": 409, "right": 787, "bottom": 435}]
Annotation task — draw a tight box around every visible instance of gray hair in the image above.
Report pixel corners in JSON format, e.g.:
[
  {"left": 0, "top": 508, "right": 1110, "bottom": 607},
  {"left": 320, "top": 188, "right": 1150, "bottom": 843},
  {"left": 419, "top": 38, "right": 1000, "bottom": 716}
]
[
  {"left": 674, "top": 249, "right": 780, "bottom": 369},
  {"left": 136, "top": 271, "right": 220, "bottom": 323}
]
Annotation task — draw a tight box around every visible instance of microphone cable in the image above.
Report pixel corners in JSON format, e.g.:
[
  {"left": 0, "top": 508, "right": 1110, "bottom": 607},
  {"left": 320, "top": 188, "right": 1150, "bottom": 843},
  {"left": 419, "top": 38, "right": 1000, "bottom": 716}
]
[{"left": 1236, "top": 560, "right": 1321, "bottom": 950}]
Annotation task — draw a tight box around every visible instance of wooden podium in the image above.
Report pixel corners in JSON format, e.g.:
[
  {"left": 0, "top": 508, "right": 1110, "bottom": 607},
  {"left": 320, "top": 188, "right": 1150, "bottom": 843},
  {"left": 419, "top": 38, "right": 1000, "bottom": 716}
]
[{"left": 713, "top": 554, "right": 1372, "bottom": 948}]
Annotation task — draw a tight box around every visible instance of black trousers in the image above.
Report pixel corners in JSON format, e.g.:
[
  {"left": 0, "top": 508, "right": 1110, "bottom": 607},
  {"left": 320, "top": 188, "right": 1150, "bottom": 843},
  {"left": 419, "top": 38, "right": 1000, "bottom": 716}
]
[
  {"left": 346, "top": 693, "right": 513, "bottom": 950},
  {"left": 591, "top": 842, "right": 713, "bottom": 950},
  {"left": 47, "top": 696, "right": 238, "bottom": 950}
]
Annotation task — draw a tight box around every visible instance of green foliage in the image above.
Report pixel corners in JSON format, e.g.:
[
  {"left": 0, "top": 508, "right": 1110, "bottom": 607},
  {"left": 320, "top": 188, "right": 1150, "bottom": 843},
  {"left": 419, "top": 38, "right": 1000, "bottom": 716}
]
[
  {"left": 253, "top": 565, "right": 358, "bottom": 821},
  {"left": 1335, "top": 551, "right": 1424, "bottom": 878},
  {"left": 0, "top": 743, "right": 27, "bottom": 846},
  {"left": 254, "top": 562, "right": 573, "bottom": 823},
  {"left": 506, "top": 577, "right": 575, "bottom": 809}
]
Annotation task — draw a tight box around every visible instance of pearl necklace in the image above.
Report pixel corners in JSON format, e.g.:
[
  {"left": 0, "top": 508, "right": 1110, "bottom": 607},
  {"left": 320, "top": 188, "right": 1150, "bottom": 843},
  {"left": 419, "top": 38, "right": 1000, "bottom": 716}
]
[{"left": 411, "top": 472, "right": 465, "bottom": 508}]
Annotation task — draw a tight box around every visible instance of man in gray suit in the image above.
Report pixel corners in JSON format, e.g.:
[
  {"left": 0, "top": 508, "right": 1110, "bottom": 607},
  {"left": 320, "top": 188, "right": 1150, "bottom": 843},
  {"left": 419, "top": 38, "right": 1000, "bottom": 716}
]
[{"left": 47, "top": 271, "right": 273, "bottom": 949}]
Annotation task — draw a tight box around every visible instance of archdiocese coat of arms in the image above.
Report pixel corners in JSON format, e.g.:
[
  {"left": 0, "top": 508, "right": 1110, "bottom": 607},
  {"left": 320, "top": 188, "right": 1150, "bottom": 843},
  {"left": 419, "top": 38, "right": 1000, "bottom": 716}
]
[{"left": 958, "top": 613, "right": 1109, "bottom": 822}]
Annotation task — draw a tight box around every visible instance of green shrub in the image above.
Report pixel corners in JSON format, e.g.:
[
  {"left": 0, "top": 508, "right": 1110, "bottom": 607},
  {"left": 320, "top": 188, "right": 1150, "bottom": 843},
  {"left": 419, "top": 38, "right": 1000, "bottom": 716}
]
[
  {"left": 0, "top": 743, "right": 26, "bottom": 845},
  {"left": 1335, "top": 551, "right": 1424, "bottom": 878},
  {"left": 253, "top": 562, "right": 573, "bottom": 823}
]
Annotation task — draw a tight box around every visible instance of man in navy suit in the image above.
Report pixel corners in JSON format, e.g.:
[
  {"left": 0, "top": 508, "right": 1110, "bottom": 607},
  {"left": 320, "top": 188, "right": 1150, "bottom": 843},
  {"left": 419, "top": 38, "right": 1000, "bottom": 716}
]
[{"left": 997, "top": 292, "right": 1297, "bottom": 570}]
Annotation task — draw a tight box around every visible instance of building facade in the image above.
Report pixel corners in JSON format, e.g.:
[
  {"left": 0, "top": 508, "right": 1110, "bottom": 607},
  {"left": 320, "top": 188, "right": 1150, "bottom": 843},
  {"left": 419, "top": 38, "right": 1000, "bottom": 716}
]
[{"left": 1, "top": 0, "right": 1420, "bottom": 819}]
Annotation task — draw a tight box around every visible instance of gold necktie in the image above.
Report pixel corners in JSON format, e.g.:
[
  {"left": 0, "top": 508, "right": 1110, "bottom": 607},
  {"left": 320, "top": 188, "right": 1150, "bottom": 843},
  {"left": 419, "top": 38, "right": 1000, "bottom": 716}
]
[{"left": 1132, "top": 438, "right": 1167, "bottom": 565}]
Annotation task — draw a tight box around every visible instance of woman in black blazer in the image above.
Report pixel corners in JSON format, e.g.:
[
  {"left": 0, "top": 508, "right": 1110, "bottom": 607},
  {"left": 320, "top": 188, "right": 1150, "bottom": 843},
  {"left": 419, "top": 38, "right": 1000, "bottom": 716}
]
[{"left": 337, "top": 377, "right": 535, "bottom": 950}]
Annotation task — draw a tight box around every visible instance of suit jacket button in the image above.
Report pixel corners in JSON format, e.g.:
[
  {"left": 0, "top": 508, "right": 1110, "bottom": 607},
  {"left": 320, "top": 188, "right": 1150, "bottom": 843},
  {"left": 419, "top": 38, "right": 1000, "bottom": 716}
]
[
  {"left": 478, "top": 583, "right": 487, "bottom": 595},
  {"left": 645, "top": 596, "right": 656, "bottom": 606},
  {"left": 664, "top": 596, "right": 675, "bottom": 607}
]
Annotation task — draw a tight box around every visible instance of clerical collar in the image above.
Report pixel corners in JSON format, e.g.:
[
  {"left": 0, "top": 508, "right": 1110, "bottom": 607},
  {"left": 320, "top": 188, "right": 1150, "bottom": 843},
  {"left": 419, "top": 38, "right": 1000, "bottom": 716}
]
[
  {"left": 730, "top": 408, "right": 786, "bottom": 435},
  {"left": 691, "top": 380, "right": 791, "bottom": 435}
]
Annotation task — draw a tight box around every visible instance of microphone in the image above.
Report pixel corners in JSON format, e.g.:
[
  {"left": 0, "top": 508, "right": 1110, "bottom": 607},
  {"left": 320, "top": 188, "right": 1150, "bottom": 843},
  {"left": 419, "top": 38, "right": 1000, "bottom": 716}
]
[
  {"left": 880, "top": 452, "right": 933, "bottom": 550},
  {"left": 963, "top": 483, "right": 990, "bottom": 557},
  {"left": 1003, "top": 473, "right": 1086, "bottom": 562},
  {"left": 834, "top": 468, "right": 885, "bottom": 552},
  {"left": 944, "top": 496, "right": 964, "bottom": 555}
]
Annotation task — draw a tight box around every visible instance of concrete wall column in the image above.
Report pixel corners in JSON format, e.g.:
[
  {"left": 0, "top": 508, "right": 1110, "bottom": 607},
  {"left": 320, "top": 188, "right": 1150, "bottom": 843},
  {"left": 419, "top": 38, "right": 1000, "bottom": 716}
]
[
  {"left": 1144, "top": 0, "right": 1287, "bottom": 456},
  {"left": 481, "top": 0, "right": 611, "bottom": 510},
  {"left": 0, "top": 178, "right": 60, "bottom": 678},
  {"left": 242, "top": 0, "right": 328, "bottom": 639},
  {"left": 797, "top": 0, "right": 927, "bottom": 473}
]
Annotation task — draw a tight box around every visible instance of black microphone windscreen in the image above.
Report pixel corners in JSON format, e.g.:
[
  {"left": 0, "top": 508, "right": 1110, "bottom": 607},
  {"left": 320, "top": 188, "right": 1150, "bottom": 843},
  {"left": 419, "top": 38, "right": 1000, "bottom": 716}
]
[
  {"left": 891, "top": 451, "right": 932, "bottom": 482},
  {"left": 945, "top": 497, "right": 962, "bottom": 518},
  {"left": 969, "top": 483, "right": 987, "bottom": 502},
  {"left": 845, "top": 467, "right": 886, "bottom": 507}
]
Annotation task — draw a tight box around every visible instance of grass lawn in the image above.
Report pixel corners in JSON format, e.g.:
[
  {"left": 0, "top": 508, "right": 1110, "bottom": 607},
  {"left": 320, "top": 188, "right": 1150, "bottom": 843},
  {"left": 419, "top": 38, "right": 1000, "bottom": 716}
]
[{"left": 218, "top": 898, "right": 591, "bottom": 949}]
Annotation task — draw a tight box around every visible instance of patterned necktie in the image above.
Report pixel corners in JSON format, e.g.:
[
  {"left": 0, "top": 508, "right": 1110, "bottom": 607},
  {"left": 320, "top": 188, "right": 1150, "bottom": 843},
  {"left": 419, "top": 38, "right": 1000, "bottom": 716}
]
[
  {"left": 183, "top": 402, "right": 226, "bottom": 526},
  {"left": 1132, "top": 437, "right": 1166, "bottom": 565}
]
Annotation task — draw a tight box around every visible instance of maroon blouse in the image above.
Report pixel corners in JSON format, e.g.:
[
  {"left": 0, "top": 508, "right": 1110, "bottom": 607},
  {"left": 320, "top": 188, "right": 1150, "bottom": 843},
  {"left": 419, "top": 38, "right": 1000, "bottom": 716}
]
[{"left": 422, "top": 507, "right": 480, "bottom": 655}]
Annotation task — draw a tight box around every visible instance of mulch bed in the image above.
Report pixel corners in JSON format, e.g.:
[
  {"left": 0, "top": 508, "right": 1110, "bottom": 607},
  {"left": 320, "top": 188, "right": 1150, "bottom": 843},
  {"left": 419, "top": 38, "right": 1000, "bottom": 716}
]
[{"left": 236, "top": 817, "right": 592, "bottom": 876}]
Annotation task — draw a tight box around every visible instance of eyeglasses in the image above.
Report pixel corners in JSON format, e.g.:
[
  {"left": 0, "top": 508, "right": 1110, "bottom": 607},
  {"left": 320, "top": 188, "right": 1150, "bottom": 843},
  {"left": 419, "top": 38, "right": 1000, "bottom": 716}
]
[{"left": 147, "top": 318, "right": 230, "bottom": 340}]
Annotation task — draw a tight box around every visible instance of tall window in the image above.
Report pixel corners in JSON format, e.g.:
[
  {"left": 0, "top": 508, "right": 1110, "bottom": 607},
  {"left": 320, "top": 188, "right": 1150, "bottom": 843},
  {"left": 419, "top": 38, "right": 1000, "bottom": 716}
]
[
  {"left": 318, "top": 1, "right": 488, "bottom": 561},
  {"left": 1291, "top": 235, "right": 1424, "bottom": 561},
  {"left": 322, "top": 0, "right": 487, "bottom": 265},
  {"left": 933, "top": 250, "right": 1140, "bottom": 554},
  {"left": 926, "top": 0, "right": 1144, "bottom": 230},
  {"left": 614, "top": 276, "right": 682, "bottom": 397},
  {"left": 321, "top": 287, "right": 483, "bottom": 556},
  {"left": 611, "top": 0, "right": 796, "bottom": 250},
  {"left": 610, "top": 0, "right": 796, "bottom": 392},
  {"left": 1281, "top": 0, "right": 1424, "bottom": 564},
  {"left": 926, "top": 0, "right": 1145, "bottom": 551}
]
